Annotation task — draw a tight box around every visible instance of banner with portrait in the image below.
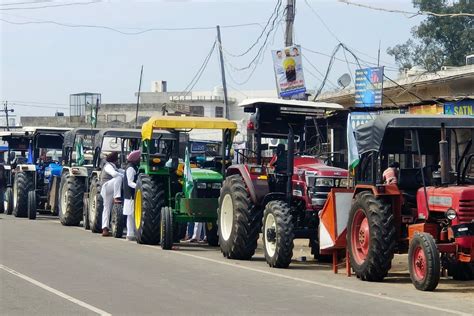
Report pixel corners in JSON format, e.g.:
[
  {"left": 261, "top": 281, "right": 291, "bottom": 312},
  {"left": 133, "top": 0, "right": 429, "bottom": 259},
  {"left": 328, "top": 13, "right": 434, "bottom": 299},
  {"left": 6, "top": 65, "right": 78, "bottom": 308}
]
[{"left": 272, "top": 45, "right": 306, "bottom": 98}]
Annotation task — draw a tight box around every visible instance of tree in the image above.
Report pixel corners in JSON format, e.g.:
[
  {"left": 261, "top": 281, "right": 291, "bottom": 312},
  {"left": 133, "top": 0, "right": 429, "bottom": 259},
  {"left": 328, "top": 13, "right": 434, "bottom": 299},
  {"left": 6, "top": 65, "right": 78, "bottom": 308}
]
[{"left": 387, "top": 0, "right": 473, "bottom": 72}]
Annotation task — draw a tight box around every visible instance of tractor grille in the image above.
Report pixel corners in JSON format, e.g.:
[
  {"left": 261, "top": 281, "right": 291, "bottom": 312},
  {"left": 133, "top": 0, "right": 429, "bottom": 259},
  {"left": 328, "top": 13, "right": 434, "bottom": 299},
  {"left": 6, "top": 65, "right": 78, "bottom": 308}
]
[{"left": 458, "top": 200, "right": 474, "bottom": 222}]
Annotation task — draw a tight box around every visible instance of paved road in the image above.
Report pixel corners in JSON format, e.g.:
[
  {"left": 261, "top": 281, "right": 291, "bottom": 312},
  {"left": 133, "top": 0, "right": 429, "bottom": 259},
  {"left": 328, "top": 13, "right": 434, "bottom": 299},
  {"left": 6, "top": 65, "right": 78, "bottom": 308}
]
[{"left": 0, "top": 214, "right": 473, "bottom": 316}]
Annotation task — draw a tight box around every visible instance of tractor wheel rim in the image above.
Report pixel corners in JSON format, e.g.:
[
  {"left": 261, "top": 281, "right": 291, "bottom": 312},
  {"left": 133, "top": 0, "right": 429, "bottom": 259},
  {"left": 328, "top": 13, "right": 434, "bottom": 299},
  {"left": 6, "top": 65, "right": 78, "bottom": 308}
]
[
  {"left": 220, "top": 194, "right": 233, "bottom": 241},
  {"left": 135, "top": 190, "right": 142, "bottom": 230},
  {"left": 60, "top": 185, "right": 68, "bottom": 215},
  {"left": 351, "top": 209, "right": 370, "bottom": 265},
  {"left": 264, "top": 213, "right": 277, "bottom": 258},
  {"left": 412, "top": 246, "right": 427, "bottom": 281}
]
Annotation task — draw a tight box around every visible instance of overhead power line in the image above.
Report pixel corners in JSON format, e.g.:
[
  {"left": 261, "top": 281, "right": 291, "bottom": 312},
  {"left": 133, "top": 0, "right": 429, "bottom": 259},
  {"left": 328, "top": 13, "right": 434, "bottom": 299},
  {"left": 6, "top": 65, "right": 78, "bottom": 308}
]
[
  {"left": 0, "top": 0, "right": 100, "bottom": 10},
  {"left": 0, "top": 1, "right": 54, "bottom": 6},
  {"left": 338, "top": 0, "right": 474, "bottom": 17},
  {"left": 0, "top": 16, "right": 263, "bottom": 35},
  {"left": 9, "top": 102, "right": 69, "bottom": 109}
]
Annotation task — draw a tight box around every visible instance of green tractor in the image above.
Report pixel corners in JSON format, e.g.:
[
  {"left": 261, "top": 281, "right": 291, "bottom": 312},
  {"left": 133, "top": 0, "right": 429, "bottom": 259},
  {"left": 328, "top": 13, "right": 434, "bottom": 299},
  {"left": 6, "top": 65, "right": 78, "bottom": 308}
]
[{"left": 134, "top": 116, "right": 237, "bottom": 249}]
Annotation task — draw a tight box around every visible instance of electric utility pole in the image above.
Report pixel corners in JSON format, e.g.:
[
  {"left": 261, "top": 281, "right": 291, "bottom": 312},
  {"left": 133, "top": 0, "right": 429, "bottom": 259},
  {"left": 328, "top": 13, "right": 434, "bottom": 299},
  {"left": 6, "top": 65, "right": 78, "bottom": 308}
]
[
  {"left": 216, "top": 25, "right": 230, "bottom": 119},
  {"left": 285, "top": 0, "right": 295, "bottom": 47},
  {"left": 3, "top": 101, "right": 14, "bottom": 131}
]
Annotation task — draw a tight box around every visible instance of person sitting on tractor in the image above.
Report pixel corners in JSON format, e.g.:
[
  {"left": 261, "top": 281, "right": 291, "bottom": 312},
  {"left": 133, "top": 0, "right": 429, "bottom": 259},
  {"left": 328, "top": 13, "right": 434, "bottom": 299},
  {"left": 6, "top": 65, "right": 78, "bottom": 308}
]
[
  {"left": 271, "top": 143, "right": 287, "bottom": 174},
  {"left": 383, "top": 161, "right": 400, "bottom": 185},
  {"left": 123, "top": 150, "right": 140, "bottom": 241},
  {"left": 100, "top": 151, "right": 124, "bottom": 237}
]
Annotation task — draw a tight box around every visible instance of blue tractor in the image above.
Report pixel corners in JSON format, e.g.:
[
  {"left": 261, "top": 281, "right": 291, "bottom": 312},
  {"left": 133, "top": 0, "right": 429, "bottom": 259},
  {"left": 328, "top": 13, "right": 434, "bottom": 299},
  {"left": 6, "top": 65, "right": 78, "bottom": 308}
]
[{"left": 9, "top": 127, "right": 70, "bottom": 219}]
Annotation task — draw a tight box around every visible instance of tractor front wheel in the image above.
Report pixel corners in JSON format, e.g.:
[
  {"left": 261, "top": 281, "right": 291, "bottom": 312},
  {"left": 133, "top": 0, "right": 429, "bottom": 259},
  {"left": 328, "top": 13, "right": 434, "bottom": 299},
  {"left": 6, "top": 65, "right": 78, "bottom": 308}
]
[
  {"left": 59, "top": 174, "right": 85, "bottom": 226},
  {"left": 83, "top": 194, "right": 90, "bottom": 230},
  {"left": 205, "top": 222, "right": 219, "bottom": 246},
  {"left": 218, "top": 175, "right": 260, "bottom": 260},
  {"left": 408, "top": 232, "right": 440, "bottom": 291},
  {"left": 111, "top": 203, "right": 125, "bottom": 238},
  {"left": 13, "top": 172, "right": 33, "bottom": 218},
  {"left": 448, "top": 261, "right": 474, "bottom": 281},
  {"left": 160, "top": 207, "right": 173, "bottom": 250},
  {"left": 134, "top": 174, "right": 164, "bottom": 245},
  {"left": 28, "top": 190, "right": 37, "bottom": 220},
  {"left": 347, "top": 191, "right": 396, "bottom": 281},
  {"left": 262, "top": 200, "right": 294, "bottom": 268}
]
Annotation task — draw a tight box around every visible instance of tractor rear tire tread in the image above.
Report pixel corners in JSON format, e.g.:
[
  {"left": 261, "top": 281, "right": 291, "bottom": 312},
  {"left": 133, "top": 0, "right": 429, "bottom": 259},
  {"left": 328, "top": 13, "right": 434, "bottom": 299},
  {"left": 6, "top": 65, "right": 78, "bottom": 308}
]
[
  {"left": 59, "top": 174, "right": 85, "bottom": 226},
  {"left": 161, "top": 207, "right": 173, "bottom": 250},
  {"left": 111, "top": 203, "right": 125, "bottom": 238},
  {"left": 348, "top": 191, "right": 396, "bottom": 281},
  {"left": 5, "top": 187, "right": 13, "bottom": 215},
  {"left": 88, "top": 178, "right": 103, "bottom": 233},
  {"left": 218, "top": 175, "right": 261, "bottom": 260},
  {"left": 135, "top": 175, "right": 164, "bottom": 245},
  {"left": 13, "top": 172, "right": 33, "bottom": 218},
  {"left": 28, "top": 190, "right": 37, "bottom": 220}
]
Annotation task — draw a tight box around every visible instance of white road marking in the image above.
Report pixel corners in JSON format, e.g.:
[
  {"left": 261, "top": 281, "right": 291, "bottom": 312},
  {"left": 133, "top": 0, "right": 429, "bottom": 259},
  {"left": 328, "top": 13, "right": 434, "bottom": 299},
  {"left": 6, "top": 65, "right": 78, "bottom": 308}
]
[
  {"left": 140, "top": 244, "right": 470, "bottom": 316},
  {"left": 0, "top": 264, "right": 111, "bottom": 316}
]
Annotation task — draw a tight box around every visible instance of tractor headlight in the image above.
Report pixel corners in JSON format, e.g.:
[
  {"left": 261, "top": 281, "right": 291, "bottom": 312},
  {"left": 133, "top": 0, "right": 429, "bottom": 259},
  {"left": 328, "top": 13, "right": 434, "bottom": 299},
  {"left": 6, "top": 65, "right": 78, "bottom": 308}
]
[
  {"left": 446, "top": 208, "right": 457, "bottom": 220},
  {"left": 196, "top": 182, "right": 207, "bottom": 189},
  {"left": 211, "top": 183, "right": 222, "bottom": 190}
]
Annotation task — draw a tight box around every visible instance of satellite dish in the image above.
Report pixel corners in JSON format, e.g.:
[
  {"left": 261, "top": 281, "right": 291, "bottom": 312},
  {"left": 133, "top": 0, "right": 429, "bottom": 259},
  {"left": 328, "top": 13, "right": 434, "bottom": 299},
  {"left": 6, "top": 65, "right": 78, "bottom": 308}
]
[{"left": 337, "top": 73, "right": 352, "bottom": 89}]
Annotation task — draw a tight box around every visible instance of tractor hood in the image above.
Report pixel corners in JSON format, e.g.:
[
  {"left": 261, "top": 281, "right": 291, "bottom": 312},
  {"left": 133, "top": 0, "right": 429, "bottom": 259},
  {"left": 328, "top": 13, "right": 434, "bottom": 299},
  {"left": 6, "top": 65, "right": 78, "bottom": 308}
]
[
  {"left": 191, "top": 168, "right": 223, "bottom": 182},
  {"left": 294, "top": 156, "right": 348, "bottom": 178}
]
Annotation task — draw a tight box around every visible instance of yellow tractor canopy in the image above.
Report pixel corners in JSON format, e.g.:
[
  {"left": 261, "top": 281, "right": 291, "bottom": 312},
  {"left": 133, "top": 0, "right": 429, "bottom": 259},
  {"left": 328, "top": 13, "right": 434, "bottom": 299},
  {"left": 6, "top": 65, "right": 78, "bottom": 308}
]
[{"left": 141, "top": 116, "right": 238, "bottom": 140}]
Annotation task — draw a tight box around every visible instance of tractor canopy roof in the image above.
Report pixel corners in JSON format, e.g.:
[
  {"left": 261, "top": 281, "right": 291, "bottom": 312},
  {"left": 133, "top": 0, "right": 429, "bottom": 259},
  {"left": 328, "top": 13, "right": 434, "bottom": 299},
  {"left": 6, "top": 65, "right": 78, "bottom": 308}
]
[
  {"left": 94, "top": 128, "right": 175, "bottom": 149},
  {"left": 23, "top": 126, "right": 71, "bottom": 135},
  {"left": 141, "top": 116, "right": 237, "bottom": 141},
  {"left": 355, "top": 114, "right": 474, "bottom": 154},
  {"left": 241, "top": 98, "right": 343, "bottom": 138},
  {"left": 63, "top": 128, "right": 101, "bottom": 148}
]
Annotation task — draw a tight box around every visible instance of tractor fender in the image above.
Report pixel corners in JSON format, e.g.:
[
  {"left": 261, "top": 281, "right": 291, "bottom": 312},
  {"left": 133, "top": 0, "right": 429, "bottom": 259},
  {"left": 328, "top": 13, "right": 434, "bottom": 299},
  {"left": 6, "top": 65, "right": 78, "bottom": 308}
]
[
  {"left": 61, "top": 166, "right": 88, "bottom": 177},
  {"left": 262, "top": 192, "right": 286, "bottom": 207},
  {"left": 15, "top": 164, "right": 36, "bottom": 172},
  {"left": 226, "top": 165, "right": 259, "bottom": 205},
  {"left": 353, "top": 184, "right": 401, "bottom": 199}
]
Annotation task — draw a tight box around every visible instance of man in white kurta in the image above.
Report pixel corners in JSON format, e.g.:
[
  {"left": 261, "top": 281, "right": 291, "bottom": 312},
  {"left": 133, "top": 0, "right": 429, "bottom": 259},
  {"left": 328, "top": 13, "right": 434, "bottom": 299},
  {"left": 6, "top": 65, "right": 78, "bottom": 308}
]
[
  {"left": 123, "top": 150, "right": 140, "bottom": 240},
  {"left": 100, "top": 152, "right": 123, "bottom": 236}
]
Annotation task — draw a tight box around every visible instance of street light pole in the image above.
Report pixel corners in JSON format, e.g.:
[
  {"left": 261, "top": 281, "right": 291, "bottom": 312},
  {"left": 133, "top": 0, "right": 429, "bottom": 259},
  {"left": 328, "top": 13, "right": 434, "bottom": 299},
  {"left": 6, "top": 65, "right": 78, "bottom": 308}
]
[{"left": 216, "top": 25, "right": 230, "bottom": 119}]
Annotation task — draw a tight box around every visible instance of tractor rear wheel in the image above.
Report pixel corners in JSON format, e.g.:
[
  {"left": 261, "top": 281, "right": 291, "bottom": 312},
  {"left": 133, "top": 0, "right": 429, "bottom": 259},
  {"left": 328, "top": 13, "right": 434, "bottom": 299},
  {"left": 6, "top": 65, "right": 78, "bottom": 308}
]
[
  {"left": 408, "top": 232, "right": 440, "bottom": 291},
  {"left": 218, "top": 175, "right": 261, "bottom": 260},
  {"left": 13, "top": 172, "right": 33, "bottom": 218},
  {"left": 205, "top": 222, "right": 219, "bottom": 246},
  {"left": 28, "top": 190, "right": 37, "bottom": 220},
  {"left": 160, "top": 207, "right": 173, "bottom": 250},
  {"left": 347, "top": 191, "right": 396, "bottom": 281},
  {"left": 448, "top": 262, "right": 474, "bottom": 281},
  {"left": 59, "top": 174, "right": 85, "bottom": 226},
  {"left": 111, "top": 203, "right": 125, "bottom": 238},
  {"left": 262, "top": 200, "right": 294, "bottom": 268},
  {"left": 88, "top": 178, "right": 103, "bottom": 233},
  {"left": 134, "top": 174, "right": 164, "bottom": 245},
  {"left": 5, "top": 187, "right": 13, "bottom": 215}
]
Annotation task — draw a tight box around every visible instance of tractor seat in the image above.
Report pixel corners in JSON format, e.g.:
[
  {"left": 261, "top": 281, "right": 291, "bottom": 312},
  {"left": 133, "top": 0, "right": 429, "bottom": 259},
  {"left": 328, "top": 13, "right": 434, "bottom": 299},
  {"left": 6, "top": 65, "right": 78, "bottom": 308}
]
[{"left": 398, "top": 168, "right": 422, "bottom": 206}]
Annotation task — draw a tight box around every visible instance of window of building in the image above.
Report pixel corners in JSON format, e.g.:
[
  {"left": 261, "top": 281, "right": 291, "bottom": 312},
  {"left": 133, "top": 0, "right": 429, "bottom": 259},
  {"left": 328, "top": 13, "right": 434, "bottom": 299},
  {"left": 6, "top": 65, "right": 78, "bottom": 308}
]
[
  {"left": 190, "top": 106, "right": 204, "bottom": 117},
  {"left": 215, "top": 106, "right": 224, "bottom": 118},
  {"left": 107, "top": 114, "right": 126, "bottom": 122}
]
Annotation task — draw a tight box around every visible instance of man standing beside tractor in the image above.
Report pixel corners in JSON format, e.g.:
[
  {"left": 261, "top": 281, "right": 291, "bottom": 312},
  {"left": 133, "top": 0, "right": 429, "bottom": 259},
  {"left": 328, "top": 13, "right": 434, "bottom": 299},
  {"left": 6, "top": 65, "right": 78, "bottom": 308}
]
[
  {"left": 123, "top": 150, "right": 140, "bottom": 241},
  {"left": 100, "top": 151, "right": 123, "bottom": 237}
]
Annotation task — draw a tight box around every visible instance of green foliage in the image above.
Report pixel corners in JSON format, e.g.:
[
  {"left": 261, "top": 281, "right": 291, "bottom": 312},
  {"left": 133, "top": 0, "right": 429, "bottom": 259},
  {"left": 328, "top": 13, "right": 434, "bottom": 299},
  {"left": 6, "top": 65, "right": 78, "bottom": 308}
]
[{"left": 387, "top": 0, "right": 473, "bottom": 72}]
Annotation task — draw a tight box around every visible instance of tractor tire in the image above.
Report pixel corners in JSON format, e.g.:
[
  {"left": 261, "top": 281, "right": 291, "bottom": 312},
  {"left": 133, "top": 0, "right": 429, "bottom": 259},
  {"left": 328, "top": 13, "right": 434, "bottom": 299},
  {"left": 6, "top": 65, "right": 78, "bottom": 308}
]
[
  {"left": 205, "top": 222, "right": 219, "bottom": 247},
  {"left": 262, "top": 200, "right": 294, "bottom": 268},
  {"left": 83, "top": 195, "right": 90, "bottom": 230},
  {"left": 59, "top": 174, "right": 85, "bottom": 226},
  {"left": 347, "top": 191, "right": 396, "bottom": 281},
  {"left": 408, "top": 232, "right": 440, "bottom": 291},
  {"left": 13, "top": 172, "right": 33, "bottom": 218},
  {"left": 218, "top": 175, "right": 261, "bottom": 260},
  {"left": 134, "top": 174, "right": 164, "bottom": 245},
  {"left": 5, "top": 187, "right": 13, "bottom": 215},
  {"left": 160, "top": 207, "right": 173, "bottom": 250},
  {"left": 448, "top": 262, "right": 474, "bottom": 281},
  {"left": 28, "top": 190, "right": 37, "bottom": 220},
  {"left": 88, "top": 178, "right": 103, "bottom": 233},
  {"left": 111, "top": 203, "right": 125, "bottom": 238}
]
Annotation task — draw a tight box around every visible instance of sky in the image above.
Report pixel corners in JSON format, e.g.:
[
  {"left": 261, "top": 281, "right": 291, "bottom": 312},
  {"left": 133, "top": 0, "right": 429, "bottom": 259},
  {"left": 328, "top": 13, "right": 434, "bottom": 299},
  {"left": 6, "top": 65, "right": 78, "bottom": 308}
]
[{"left": 0, "top": 0, "right": 425, "bottom": 118}]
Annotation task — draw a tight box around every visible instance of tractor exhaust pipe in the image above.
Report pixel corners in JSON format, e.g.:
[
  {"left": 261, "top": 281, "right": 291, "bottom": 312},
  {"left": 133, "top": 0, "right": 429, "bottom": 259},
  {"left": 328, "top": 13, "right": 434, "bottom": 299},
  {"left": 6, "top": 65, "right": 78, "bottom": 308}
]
[
  {"left": 439, "top": 123, "right": 449, "bottom": 185},
  {"left": 286, "top": 126, "right": 295, "bottom": 204}
]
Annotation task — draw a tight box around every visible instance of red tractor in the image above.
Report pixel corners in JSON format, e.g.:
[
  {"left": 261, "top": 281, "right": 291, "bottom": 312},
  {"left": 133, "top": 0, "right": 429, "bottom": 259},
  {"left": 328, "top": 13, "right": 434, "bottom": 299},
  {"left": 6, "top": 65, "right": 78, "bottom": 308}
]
[
  {"left": 218, "top": 98, "right": 347, "bottom": 268},
  {"left": 348, "top": 115, "right": 474, "bottom": 291}
]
